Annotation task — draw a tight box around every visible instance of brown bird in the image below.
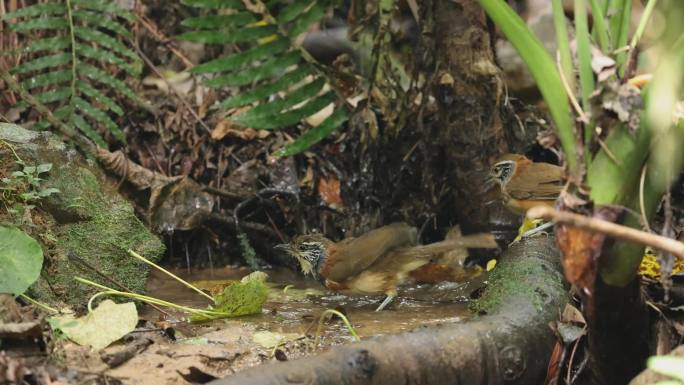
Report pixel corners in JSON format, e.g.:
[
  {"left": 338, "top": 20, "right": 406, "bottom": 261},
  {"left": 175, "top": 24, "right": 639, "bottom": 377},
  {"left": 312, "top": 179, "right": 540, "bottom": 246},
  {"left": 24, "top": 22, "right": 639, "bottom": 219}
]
[
  {"left": 488, "top": 153, "right": 564, "bottom": 215},
  {"left": 276, "top": 223, "right": 498, "bottom": 311}
]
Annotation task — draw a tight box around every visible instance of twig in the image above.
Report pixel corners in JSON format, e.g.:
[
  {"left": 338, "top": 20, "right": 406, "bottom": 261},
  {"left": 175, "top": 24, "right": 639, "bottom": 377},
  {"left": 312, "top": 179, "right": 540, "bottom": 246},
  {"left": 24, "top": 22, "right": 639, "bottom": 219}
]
[
  {"left": 527, "top": 206, "right": 684, "bottom": 258},
  {"left": 134, "top": 14, "right": 194, "bottom": 69},
  {"left": 128, "top": 250, "right": 214, "bottom": 302},
  {"left": 130, "top": 42, "right": 212, "bottom": 134},
  {"left": 203, "top": 185, "right": 246, "bottom": 200},
  {"left": 556, "top": 51, "right": 589, "bottom": 124},
  {"left": 639, "top": 165, "right": 651, "bottom": 232},
  {"left": 67, "top": 251, "right": 172, "bottom": 317}
]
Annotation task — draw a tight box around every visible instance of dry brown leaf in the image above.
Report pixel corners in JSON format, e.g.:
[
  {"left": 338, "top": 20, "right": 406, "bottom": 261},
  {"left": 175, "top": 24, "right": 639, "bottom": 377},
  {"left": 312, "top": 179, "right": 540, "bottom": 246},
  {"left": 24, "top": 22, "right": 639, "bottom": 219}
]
[
  {"left": 561, "top": 304, "right": 586, "bottom": 325},
  {"left": 305, "top": 102, "right": 334, "bottom": 126},
  {"left": 300, "top": 164, "right": 314, "bottom": 189},
  {"left": 212, "top": 119, "right": 272, "bottom": 141},
  {"left": 96, "top": 147, "right": 180, "bottom": 190},
  {"left": 556, "top": 207, "right": 621, "bottom": 296},
  {"left": 542, "top": 341, "right": 563, "bottom": 385},
  {"left": 557, "top": 225, "right": 599, "bottom": 295},
  {"left": 318, "top": 178, "right": 342, "bottom": 209}
]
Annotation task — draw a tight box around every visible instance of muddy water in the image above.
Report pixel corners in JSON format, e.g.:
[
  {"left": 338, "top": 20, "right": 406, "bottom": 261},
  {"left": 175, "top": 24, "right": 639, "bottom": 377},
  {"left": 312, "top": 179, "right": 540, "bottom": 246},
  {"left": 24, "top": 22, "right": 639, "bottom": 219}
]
[
  {"left": 98, "top": 267, "right": 481, "bottom": 384},
  {"left": 144, "top": 266, "right": 475, "bottom": 338}
]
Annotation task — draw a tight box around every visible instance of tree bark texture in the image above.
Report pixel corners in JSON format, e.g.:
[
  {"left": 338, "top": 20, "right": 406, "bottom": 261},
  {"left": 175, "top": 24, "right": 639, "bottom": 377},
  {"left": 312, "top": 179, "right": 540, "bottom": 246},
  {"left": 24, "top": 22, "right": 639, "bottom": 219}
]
[
  {"left": 428, "top": 0, "right": 516, "bottom": 235},
  {"left": 209, "top": 236, "right": 568, "bottom": 385}
]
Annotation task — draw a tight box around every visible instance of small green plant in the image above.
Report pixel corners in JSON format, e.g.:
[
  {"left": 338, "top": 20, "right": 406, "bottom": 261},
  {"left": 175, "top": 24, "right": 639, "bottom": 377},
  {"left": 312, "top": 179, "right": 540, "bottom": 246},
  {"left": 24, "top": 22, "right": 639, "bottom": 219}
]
[{"left": 1, "top": 160, "right": 59, "bottom": 221}]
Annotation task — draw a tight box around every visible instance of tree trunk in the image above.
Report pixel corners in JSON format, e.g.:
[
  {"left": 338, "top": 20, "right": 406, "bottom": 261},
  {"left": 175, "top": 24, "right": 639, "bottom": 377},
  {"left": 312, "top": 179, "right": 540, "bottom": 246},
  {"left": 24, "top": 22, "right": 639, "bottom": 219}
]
[{"left": 428, "top": 0, "right": 515, "bottom": 235}]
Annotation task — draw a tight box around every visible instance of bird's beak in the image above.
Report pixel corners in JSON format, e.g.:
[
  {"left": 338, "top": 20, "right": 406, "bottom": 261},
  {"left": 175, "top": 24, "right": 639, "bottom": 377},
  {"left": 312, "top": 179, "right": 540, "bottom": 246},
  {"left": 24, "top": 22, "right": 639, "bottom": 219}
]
[{"left": 274, "top": 243, "right": 291, "bottom": 253}]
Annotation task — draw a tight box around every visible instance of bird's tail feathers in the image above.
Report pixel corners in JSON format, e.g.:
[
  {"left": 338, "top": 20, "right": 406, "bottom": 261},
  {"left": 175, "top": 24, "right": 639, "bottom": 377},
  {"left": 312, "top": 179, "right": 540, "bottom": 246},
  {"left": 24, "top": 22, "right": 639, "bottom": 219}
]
[{"left": 402, "top": 233, "right": 498, "bottom": 258}]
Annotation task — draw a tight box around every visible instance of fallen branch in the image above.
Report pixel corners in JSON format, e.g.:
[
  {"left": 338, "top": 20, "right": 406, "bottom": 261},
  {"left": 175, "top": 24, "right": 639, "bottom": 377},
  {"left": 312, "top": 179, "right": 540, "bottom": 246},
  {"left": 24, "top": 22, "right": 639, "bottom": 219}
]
[{"left": 527, "top": 206, "right": 684, "bottom": 258}]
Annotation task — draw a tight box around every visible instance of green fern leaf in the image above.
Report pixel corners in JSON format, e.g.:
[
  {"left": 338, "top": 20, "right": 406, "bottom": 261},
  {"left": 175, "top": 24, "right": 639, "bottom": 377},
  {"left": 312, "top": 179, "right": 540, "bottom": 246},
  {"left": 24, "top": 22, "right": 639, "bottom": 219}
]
[
  {"left": 279, "top": 0, "right": 316, "bottom": 23},
  {"left": 72, "top": 114, "right": 107, "bottom": 148},
  {"left": 12, "top": 54, "right": 71, "bottom": 75},
  {"left": 192, "top": 38, "right": 290, "bottom": 74},
  {"left": 233, "top": 78, "right": 326, "bottom": 122},
  {"left": 77, "top": 81, "right": 123, "bottom": 115},
  {"left": 20, "top": 70, "right": 72, "bottom": 90},
  {"left": 73, "top": 97, "right": 121, "bottom": 138},
  {"left": 182, "top": 13, "right": 256, "bottom": 29},
  {"left": 9, "top": 17, "right": 69, "bottom": 31},
  {"left": 275, "top": 108, "right": 349, "bottom": 157},
  {"left": 72, "top": 10, "right": 132, "bottom": 38},
  {"left": 4, "top": 0, "right": 141, "bottom": 146},
  {"left": 34, "top": 87, "right": 72, "bottom": 104},
  {"left": 206, "top": 51, "right": 302, "bottom": 88},
  {"left": 289, "top": 3, "right": 326, "bottom": 37},
  {"left": 182, "top": 0, "right": 244, "bottom": 9},
  {"left": 70, "top": 0, "right": 134, "bottom": 22},
  {"left": 3, "top": 3, "right": 66, "bottom": 18},
  {"left": 218, "top": 65, "right": 314, "bottom": 109},
  {"left": 182, "top": 0, "right": 350, "bottom": 155},
  {"left": 179, "top": 25, "right": 277, "bottom": 44},
  {"left": 234, "top": 91, "right": 338, "bottom": 129}
]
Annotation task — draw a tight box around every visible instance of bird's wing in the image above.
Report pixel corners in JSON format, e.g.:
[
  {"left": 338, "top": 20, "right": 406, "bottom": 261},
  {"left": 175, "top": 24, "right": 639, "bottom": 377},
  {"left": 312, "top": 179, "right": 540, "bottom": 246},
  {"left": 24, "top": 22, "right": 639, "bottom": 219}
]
[
  {"left": 359, "top": 233, "right": 498, "bottom": 284},
  {"left": 322, "top": 222, "right": 417, "bottom": 282},
  {"left": 506, "top": 163, "right": 563, "bottom": 200},
  {"left": 399, "top": 233, "right": 498, "bottom": 260}
]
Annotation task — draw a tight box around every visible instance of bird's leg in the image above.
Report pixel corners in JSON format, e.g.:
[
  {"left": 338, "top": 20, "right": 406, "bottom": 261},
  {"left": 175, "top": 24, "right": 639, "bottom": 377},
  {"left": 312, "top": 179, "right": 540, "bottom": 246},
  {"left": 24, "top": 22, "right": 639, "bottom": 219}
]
[{"left": 375, "top": 294, "right": 396, "bottom": 312}]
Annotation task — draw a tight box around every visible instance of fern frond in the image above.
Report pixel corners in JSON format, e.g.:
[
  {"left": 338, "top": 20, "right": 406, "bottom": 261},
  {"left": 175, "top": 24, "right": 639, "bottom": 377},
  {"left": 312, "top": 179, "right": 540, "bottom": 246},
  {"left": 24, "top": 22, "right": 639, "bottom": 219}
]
[
  {"left": 180, "top": 0, "right": 351, "bottom": 156},
  {"left": 2, "top": 0, "right": 141, "bottom": 147}
]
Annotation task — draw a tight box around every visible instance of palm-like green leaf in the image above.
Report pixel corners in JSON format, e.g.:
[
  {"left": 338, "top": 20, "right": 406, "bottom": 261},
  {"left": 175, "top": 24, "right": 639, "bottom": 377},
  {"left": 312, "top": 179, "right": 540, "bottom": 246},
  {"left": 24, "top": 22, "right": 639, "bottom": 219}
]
[
  {"left": 2, "top": 0, "right": 141, "bottom": 146},
  {"left": 477, "top": 0, "right": 577, "bottom": 173},
  {"left": 180, "top": 0, "right": 349, "bottom": 156}
]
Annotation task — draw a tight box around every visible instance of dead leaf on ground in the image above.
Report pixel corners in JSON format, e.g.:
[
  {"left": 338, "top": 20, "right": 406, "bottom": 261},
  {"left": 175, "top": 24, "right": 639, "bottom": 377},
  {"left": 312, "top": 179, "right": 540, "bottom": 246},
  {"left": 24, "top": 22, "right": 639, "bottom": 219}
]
[
  {"left": 222, "top": 159, "right": 264, "bottom": 197},
  {"left": 212, "top": 119, "right": 270, "bottom": 141},
  {"left": 142, "top": 70, "right": 193, "bottom": 96},
  {"left": 252, "top": 331, "right": 303, "bottom": 349},
  {"left": 48, "top": 300, "right": 138, "bottom": 351},
  {"left": 318, "top": 178, "right": 342, "bottom": 209},
  {"left": 96, "top": 148, "right": 180, "bottom": 190}
]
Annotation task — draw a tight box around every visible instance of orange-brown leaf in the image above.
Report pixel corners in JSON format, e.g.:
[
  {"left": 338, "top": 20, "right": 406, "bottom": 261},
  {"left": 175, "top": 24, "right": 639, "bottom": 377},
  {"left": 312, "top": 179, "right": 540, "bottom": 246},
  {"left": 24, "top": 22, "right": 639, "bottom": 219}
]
[{"left": 318, "top": 178, "right": 342, "bottom": 208}]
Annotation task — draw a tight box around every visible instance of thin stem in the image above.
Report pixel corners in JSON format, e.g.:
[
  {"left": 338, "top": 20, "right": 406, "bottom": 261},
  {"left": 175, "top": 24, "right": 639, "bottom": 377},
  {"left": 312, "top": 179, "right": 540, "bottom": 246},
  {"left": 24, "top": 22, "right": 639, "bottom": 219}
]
[
  {"left": 19, "top": 293, "right": 59, "bottom": 313},
  {"left": 314, "top": 309, "right": 360, "bottom": 348},
  {"left": 0, "top": 140, "right": 22, "bottom": 162},
  {"left": 639, "top": 165, "right": 652, "bottom": 232},
  {"left": 75, "top": 277, "right": 226, "bottom": 317},
  {"left": 128, "top": 250, "right": 214, "bottom": 302}
]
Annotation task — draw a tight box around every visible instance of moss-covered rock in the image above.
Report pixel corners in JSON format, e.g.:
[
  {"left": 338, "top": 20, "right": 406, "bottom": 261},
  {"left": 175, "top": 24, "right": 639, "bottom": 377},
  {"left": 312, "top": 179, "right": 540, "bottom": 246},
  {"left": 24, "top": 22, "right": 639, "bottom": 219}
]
[{"left": 0, "top": 123, "right": 164, "bottom": 306}]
